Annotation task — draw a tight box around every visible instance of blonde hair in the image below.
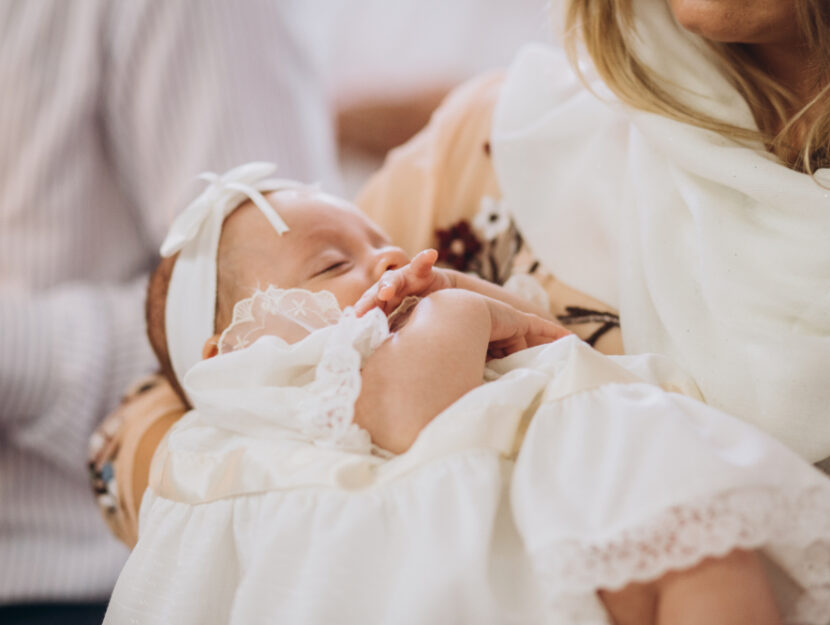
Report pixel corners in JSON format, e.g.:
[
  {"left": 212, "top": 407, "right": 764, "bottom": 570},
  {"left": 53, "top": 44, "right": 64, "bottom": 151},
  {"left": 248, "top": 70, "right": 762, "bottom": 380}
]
[{"left": 564, "top": 0, "right": 830, "bottom": 173}]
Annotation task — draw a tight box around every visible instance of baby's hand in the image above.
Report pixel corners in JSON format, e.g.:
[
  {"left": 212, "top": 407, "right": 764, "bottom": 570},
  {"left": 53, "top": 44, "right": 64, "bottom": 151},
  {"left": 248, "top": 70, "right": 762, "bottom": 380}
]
[
  {"left": 483, "top": 296, "right": 571, "bottom": 360},
  {"left": 354, "top": 249, "right": 454, "bottom": 316}
]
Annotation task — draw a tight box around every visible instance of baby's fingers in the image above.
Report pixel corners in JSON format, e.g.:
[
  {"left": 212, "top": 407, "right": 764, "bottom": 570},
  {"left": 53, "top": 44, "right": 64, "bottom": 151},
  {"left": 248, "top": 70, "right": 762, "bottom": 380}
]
[
  {"left": 377, "top": 270, "right": 407, "bottom": 302},
  {"left": 355, "top": 278, "right": 400, "bottom": 316},
  {"left": 410, "top": 249, "right": 438, "bottom": 277},
  {"left": 354, "top": 284, "right": 382, "bottom": 316}
]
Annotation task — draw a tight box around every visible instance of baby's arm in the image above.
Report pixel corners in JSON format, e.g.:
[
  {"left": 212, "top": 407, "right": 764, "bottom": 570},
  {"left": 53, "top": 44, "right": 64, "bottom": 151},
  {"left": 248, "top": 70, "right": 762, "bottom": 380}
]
[
  {"left": 354, "top": 289, "right": 565, "bottom": 454},
  {"left": 354, "top": 249, "right": 557, "bottom": 322}
]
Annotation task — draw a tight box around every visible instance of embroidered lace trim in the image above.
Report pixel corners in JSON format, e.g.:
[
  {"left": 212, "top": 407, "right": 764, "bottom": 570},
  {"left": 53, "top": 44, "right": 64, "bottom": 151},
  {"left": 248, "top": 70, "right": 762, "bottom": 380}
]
[
  {"left": 218, "top": 287, "right": 343, "bottom": 353},
  {"left": 299, "top": 308, "right": 390, "bottom": 453},
  {"left": 218, "top": 287, "right": 390, "bottom": 453},
  {"left": 533, "top": 485, "right": 830, "bottom": 624}
]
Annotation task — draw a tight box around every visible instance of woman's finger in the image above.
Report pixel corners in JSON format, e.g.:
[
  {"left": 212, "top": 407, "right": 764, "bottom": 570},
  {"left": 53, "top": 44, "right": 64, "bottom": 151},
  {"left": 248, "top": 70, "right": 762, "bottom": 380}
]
[
  {"left": 528, "top": 315, "right": 571, "bottom": 339},
  {"left": 488, "top": 334, "right": 528, "bottom": 358}
]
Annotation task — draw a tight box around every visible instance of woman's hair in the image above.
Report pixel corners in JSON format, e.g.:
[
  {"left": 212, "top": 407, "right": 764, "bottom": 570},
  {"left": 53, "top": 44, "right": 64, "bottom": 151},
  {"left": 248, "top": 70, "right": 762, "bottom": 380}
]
[{"left": 564, "top": 0, "right": 830, "bottom": 173}]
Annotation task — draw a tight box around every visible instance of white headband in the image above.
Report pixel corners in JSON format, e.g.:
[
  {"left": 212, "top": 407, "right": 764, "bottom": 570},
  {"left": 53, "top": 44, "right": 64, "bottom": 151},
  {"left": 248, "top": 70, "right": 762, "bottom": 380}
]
[{"left": 160, "top": 161, "right": 307, "bottom": 400}]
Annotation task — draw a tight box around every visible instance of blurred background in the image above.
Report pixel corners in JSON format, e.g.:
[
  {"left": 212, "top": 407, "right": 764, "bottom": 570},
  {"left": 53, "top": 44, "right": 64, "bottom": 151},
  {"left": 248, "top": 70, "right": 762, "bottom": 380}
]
[
  {"left": 301, "top": 0, "right": 553, "bottom": 196},
  {"left": 0, "top": 1, "right": 548, "bottom": 623}
]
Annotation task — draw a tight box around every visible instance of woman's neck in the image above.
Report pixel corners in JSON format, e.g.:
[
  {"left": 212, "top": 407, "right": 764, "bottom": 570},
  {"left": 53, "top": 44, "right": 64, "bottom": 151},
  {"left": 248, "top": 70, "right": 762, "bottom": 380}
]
[
  {"left": 750, "top": 40, "right": 827, "bottom": 158},
  {"left": 751, "top": 40, "right": 824, "bottom": 106}
]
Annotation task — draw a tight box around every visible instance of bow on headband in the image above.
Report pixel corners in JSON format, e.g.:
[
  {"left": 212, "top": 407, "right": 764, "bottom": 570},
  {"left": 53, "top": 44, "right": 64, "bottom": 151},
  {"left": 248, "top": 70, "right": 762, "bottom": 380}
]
[{"left": 161, "top": 162, "right": 308, "bottom": 401}]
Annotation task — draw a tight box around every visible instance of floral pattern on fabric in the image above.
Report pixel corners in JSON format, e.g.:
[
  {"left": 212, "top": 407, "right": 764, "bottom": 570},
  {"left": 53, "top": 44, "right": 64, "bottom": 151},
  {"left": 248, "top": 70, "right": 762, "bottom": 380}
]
[
  {"left": 435, "top": 196, "right": 520, "bottom": 284},
  {"left": 88, "top": 373, "right": 186, "bottom": 547},
  {"left": 88, "top": 375, "right": 162, "bottom": 536},
  {"left": 435, "top": 220, "right": 482, "bottom": 272},
  {"left": 436, "top": 196, "right": 620, "bottom": 347}
]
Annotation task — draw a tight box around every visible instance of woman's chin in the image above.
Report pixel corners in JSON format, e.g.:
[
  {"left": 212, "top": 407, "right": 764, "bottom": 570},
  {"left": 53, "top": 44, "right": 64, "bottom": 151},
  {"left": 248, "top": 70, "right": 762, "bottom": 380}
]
[{"left": 667, "top": 0, "right": 799, "bottom": 45}]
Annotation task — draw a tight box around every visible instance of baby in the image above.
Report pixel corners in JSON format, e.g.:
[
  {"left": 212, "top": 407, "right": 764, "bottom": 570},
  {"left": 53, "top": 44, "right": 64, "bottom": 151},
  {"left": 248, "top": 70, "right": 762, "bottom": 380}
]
[
  {"left": 147, "top": 180, "right": 570, "bottom": 454},
  {"left": 106, "top": 164, "right": 830, "bottom": 625}
]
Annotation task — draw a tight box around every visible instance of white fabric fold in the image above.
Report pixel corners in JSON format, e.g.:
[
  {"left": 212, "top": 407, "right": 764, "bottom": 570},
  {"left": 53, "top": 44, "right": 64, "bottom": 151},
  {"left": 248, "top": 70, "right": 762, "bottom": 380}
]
[{"left": 491, "top": 3, "right": 830, "bottom": 461}]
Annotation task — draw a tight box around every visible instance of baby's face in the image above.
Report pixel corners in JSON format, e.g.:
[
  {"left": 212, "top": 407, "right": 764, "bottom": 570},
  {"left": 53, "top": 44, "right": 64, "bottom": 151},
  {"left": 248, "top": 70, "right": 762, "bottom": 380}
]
[{"left": 219, "top": 190, "right": 409, "bottom": 316}]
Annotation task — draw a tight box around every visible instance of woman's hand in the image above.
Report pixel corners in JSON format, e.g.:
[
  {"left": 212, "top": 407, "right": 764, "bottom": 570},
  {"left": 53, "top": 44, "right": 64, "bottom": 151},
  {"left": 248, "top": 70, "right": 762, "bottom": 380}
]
[
  {"left": 354, "top": 249, "right": 454, "bottom": 316},
  {"left": 482, "top": 295, "right": 571, "bottom": 359}
]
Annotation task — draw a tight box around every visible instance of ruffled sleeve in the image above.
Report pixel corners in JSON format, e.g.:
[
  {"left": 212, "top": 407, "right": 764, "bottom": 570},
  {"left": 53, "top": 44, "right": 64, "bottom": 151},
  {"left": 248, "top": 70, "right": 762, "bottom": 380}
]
[{"left": 507, "top": 344, "right": 830, "bottom": 623}]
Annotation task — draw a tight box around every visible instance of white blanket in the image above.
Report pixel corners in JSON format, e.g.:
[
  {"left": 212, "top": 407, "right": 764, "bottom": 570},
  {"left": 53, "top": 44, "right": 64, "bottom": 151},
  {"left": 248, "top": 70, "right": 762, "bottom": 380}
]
[
  {"left": 105, "top": 315, "right": 830, "bottom": 624},
  {"left": 491, "top": 0, "right": 830, "bottom": 462}
]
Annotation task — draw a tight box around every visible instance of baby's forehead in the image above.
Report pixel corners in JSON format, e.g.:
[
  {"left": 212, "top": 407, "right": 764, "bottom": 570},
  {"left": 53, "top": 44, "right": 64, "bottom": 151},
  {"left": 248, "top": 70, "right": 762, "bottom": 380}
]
[
  {"left": 219, "top": 190, "right": 385, "bottom": 265},
  {"left": 271, "top": 189, "right": 367, "bottom": 227},
  {"left": 228, "top": 189, "right": 367, "bottom": 233}
]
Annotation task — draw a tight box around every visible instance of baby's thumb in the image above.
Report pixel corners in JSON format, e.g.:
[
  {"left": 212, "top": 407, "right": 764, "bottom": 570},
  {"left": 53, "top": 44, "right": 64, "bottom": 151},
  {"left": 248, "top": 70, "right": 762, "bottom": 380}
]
[{"left": 414, "top": 249, "right": 438, "bottom": 273}]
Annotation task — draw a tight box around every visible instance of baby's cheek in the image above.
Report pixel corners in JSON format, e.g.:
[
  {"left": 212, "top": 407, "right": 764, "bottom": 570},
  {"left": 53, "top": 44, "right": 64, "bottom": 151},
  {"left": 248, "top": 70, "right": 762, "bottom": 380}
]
[{"left": 330, "top": 279, "right": 374, "bottom": 310}]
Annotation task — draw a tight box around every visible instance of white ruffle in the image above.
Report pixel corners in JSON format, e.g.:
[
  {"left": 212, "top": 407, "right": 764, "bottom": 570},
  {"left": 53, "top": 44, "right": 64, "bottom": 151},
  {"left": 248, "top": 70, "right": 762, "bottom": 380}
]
[
  {"left": 183, "top": 297, "right": 389, "bottom": 454},
  {"left": 307, "top": 308, "right": 390, "bottom": 450},
  {"left": 218, "top": 287, "right": 344, "bottom": 353}
]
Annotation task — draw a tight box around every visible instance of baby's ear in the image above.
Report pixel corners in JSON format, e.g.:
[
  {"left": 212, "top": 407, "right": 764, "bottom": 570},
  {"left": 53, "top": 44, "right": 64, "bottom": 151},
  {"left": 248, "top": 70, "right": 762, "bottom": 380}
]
[{"left": 202, "top": 335, "right": 220, "bottom": 359}]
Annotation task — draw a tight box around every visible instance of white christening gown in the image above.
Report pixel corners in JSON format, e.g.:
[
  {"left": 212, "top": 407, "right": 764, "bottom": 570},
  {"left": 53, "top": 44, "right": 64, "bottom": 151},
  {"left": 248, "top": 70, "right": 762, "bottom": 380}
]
[{"left": 105, "top": 289, "right": 830, "bottom": 625}]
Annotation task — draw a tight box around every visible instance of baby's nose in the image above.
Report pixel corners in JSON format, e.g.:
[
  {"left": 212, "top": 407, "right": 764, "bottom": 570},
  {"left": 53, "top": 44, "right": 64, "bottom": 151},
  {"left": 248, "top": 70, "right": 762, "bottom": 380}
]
[{"left": 372, "top": 247, "right": 409, "bottom": 279}]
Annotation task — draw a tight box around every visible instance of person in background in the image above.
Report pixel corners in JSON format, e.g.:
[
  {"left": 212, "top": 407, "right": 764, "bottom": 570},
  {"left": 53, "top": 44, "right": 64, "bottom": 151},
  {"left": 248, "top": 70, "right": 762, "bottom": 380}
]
[{"left": 0, "top": 1, "right": 338, "bottom": 623}]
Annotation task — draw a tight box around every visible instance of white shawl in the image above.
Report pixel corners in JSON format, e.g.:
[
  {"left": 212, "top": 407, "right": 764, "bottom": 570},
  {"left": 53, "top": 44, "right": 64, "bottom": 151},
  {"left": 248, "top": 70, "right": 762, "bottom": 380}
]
[{"left": 492, "top": 0, "right": 830, "bottom": 461}]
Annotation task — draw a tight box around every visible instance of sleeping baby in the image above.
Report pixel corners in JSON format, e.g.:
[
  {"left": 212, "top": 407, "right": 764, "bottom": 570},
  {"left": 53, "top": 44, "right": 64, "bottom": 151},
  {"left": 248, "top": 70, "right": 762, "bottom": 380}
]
[{"left": 104, "top": 163, "right": 830, "bottom": 625}]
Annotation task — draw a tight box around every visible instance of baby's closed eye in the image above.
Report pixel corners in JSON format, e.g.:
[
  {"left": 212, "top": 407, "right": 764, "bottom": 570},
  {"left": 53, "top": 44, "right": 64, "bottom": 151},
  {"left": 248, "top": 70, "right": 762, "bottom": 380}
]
[
  {"left": 310, "top": 253, "right": 351, "bottom": 277},
  {"left": 319, "top": 260, "right": 349, "bottom": 275}
]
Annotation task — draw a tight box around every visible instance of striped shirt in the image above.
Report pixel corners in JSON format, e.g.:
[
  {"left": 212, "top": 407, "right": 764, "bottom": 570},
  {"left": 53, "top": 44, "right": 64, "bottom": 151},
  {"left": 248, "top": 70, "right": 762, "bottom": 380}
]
[{"left": 0, "top": 0, "right": 338, "bottom": 603}]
